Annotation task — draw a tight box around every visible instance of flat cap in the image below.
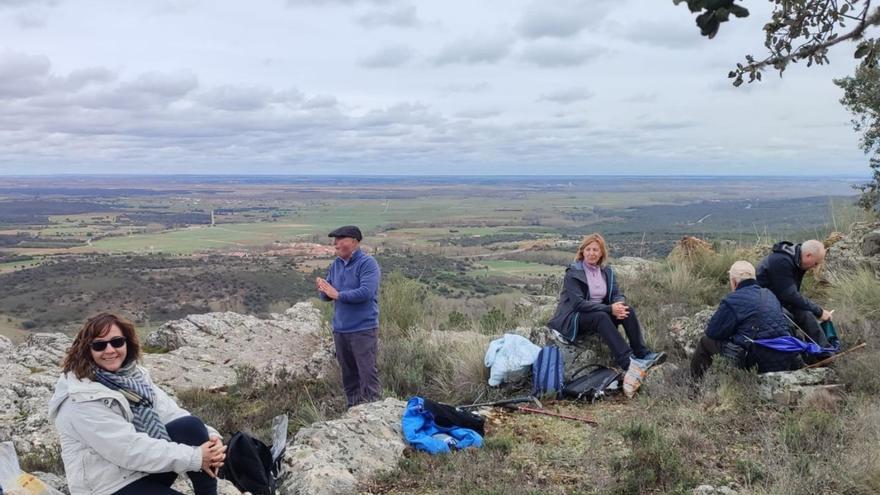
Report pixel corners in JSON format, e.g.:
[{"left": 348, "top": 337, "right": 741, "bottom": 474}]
[{"left": 328, "top": 225, "right": 362, "bottom": 241}]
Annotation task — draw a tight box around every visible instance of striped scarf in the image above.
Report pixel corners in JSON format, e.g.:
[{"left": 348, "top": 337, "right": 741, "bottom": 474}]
[{"left": 94, "top": 362, "right": 171, "bottom": 441}]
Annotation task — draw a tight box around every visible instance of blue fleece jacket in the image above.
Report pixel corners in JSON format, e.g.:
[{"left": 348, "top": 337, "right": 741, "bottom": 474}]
[{"left": 320, "top": 249, "right": 381, "bottom": 333}]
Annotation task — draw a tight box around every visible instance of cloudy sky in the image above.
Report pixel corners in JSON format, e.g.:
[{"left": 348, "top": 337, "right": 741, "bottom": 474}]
[{"left": 0, "top": 0, "right": 871, "bottom": 175}]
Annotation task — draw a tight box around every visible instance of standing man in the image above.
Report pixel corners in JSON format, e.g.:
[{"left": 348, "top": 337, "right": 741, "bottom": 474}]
[
  {"left": 756, "top": 239, "right": 832, "bottom": 348},
  {"left": 316, "top": 225, "right": 382, "bottom": 407}
]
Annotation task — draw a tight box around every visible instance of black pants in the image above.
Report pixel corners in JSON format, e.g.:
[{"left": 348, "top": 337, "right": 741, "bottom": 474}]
[
  {"left": 690, "top": 335, "right": 724, "bottom": 379},
  {"left": 114, "top": 416, "right": 217, "bottom": 495},
  {"left": 786, "top": 307, "right": 830, "bottom": 348},
  {"left": 333, "top": 328, "right": 382, "bottom": 408},
  {"left": 577, "top": 307, "right": 649, "bottom": 369}
]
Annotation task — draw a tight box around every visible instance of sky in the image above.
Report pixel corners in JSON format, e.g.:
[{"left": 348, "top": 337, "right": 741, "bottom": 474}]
[{"left": 0, "top": 0, "right": 873, "bottom": 176}]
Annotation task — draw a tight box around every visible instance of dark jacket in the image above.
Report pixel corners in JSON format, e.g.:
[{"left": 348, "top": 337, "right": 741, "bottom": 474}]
[
  {"left": 756, "top": 241, "right": 822, "bottom": 317},
  {"left": 547, "top": 261, "right": 624, "bottom": 342},
  {"left": 319, "top": 249, "right": 381, "bottom": 333},
  {"left": 705, "top": 279, "right": 799, "bottom": 372}
]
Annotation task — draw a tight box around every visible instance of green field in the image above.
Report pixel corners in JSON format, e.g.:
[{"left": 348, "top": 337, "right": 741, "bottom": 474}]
[
  {"left": 86, "top": 223, "right": 316, "bottom": 254},
  {"left": 470, "top": 259, "right": 562, "bottom": 278}
]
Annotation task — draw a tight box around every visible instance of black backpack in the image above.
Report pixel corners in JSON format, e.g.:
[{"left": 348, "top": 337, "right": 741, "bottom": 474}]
[
  {"left": 562, "top": 364, "right": 623, "bottom": 402},
  {"left": 220, "top": 431, "right": 285, "bottom": 495}
]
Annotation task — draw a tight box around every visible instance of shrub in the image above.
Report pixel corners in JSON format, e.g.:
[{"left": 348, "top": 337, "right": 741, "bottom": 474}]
[
  {"left": 610, "top": 421, "right": 693, "bottom": 494},
  {"left": 380, "top": 272, "right": 429, "bottom": 338}
]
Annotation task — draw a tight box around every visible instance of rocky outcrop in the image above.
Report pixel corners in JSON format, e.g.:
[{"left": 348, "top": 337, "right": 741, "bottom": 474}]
[
  {"left": 613, "top": 256, "right": 661, "bottom": 279},
  {"left": 823, "top": 221, "right": 880, "bottom": 279},
  {"left": 279, "top": 398, "right": 407, "bottom": 495},
  {"left": 0, "top": 303, "right": 334, "bottom": 456},
  {"left": 668, "top": 307, "right": 715, "bottom": 357},
  {"left": 756, "top": 367, "right": 843, "bottom": 405},
  {"left": 145, "top": 302, "right": 334, "bottom": 390},
  {"left": 668, "top": 236, "right": 714, "bottom": 260}
]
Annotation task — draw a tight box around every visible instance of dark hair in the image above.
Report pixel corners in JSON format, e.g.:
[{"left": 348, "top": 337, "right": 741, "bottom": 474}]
[{"left": 61, "top": 313, "right": 142, "bottom": 379}]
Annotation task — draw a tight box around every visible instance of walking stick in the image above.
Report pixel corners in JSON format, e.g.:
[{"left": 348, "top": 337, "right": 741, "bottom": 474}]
[
  {"left": 457, "top": 396, "right": 543, "bottom": 411},
  {"left": 805, "top": 342, "right": 868, "bottom": 369},
  {"left": 510, "top": 405, "right": 598, "bottom": 425}
]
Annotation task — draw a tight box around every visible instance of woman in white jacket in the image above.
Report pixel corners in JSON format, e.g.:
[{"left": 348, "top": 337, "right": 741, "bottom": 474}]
[{"left": 48, "top": 313, "right": 226, "bottom": 495}]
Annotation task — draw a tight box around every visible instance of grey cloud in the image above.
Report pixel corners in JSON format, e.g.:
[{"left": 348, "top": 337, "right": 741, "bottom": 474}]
[
  {"left": 520, "top": 43, "right": 603, "bottom": 67},
  {"left": 455, "top": 108, "right": 502, "bottom": 119},
  {"left": 60, "top": 67, "right": 116, "bottom": 91},
  {"left": 122, "top": 71, "right": 198, "bottom": 98},
  {"left": 517, "top": 0, "right": 614, "bottom": 39},
  {"left": 621, "top": 92, "right": 658, "bottom": 103},
  {"left": 14, "top": 9, "right": 47, "bottom": 28},
  {"left": 355, "top": 4, "right": 419, "bottom": 28},
  {"left": 198, "top": 85, "right": 275, "bottom": 111},
  {"left": 0, "top": 0, "right": 59, "bottom": 7},
  {"left": 0, "top": 53, "right": 50, "bottom": 98},
  {"left": 635, "top": 119, "right": 698, "bottom": 131},
  {"left": 285, "top": 0, "right": 393, "bottom": 6},
  {"left": 357, "top": 102, "right": 439, "bottom": 127},
  {"left": 437, "top": 82, "right": 490, "bottom": 94},
  {"left": 359, "top": 45, "right": 413, "bottom": 68},
  {"left": 432, "top": 35, "right": 513, "bottom": 65},
  {"left": 624, "top": 21, "right": 698, "bottom": 49},
  {"left": 539, "top": 88, "right": 593, "bottom": 104},
  {"left": 302, "top": 94, "right": 337, "bottom": 109}
]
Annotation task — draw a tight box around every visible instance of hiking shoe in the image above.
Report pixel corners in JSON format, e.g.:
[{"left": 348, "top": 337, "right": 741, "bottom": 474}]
[
  {"left": 623, "top": 358, "right": 647, "bottom": 398},
  {"left": 639, "top": 351, "right": 667, "bottom": 369}
]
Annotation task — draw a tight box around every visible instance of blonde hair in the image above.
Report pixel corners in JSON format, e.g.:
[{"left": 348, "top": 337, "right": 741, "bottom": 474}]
[{"left": 575, "top": 233, "right": 608, "bottom": 265}]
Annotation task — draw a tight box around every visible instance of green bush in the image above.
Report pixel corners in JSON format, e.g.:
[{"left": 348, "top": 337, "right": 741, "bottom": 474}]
[
  {"left": 380, "top": 271, "right": 429, "bottom": 338},
  {"left": 611, "top": 421, "right": 693, "bottom": 494}
]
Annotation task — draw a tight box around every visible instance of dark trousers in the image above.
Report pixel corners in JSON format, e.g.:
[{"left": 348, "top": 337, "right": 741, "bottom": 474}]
[
  {"left": 690, "top": 335, "right": 724, "bottom": 379},
  {"left": 577, "top": 307, "right": 649, "bottom": 369},
  {"left": 786, "top": 307, "right": 830, "bottom": 347},
  {"left": 333, "top": 328, "right": 382, "bottom": 408},
  {"left": 114, "top": 416, "right": 217, "bottom": 495}
]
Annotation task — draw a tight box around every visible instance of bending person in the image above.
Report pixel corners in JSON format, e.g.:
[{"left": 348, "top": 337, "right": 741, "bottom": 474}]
[
  {"left": 691, "top": 261, "right": 803, "bottom": 379},
  {"left": 548, "top": 233, "right": 665, "bottom": 393},
  {"left": 49, "top": 313, "right": 226, "bottom": 495}
]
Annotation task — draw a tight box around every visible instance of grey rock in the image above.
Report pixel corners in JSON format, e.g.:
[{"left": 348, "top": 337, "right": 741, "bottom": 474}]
[
  {"left": 823, "top": 221, "right": 880, "bottom": 279},
  {"left": 613, "top": 256, "right": 661, "bottom": 279},
  {"left": 668, "top": 308, "right": 715, "bottom": 357},
  {"left": 757, "top": 368, "right": 842, "bottom": 405},
  {"left": 693, "top": 485, "right": 738, "bottom": 495},
  {"left": 279, "top": 398, "right": 407, "bottom": 495}
]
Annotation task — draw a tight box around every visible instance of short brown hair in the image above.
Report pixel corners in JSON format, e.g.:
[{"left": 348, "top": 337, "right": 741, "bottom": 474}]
[
  {"left": 575, "top": 233, "right": 608, "bottom": 265},
  {"left": 61, "top": 313, "right": 142, "bottom": 380}
]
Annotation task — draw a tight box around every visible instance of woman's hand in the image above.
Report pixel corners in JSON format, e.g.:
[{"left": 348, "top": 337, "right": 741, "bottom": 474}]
[
  {"left": 611, "top": 302, "right": 630, "bottom": 320},
  {"left": 200, "top": 439, "right": 227, "bottom": 477}
]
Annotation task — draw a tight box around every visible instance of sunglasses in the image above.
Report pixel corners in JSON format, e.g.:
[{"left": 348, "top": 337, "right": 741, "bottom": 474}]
[{"left": 90, "top": 336, "right": 127, "bottom": 352}]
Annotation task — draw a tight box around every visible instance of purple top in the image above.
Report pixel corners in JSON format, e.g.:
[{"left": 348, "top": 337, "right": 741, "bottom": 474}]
[{"left": 584, "top": 263, "right": 606, "bottom": 303}]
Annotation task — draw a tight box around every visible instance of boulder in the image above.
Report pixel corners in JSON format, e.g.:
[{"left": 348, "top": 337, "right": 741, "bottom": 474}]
[
  {"left": 668, "top": 308, "right": 715, "bottom": 357},
  {"left": 693, "top": 485, "right": 738, "bottom": 495},
  {"left": 756, "top": 368, "right": 843, "bottom": 405},
  {"left": 613, "top": 256, "right": 661, "bottom": 279},
  {"left": 279, "top": 398, "right": 407, "bottom": 495},
  {"left": 668, "top": 236, "right": 714, "bottom": 260},
  {"left": 144, "top": 302, "right": 334, "bottom": 390},
  {"left": 823, "top": 221, "right": 880, "bottom": 279}
]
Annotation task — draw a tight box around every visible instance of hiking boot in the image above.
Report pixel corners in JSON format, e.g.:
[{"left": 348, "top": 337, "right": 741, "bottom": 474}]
[
  {"left": 639, "top": 351, "right": 667, "bottom": 369},
  {"left": 623, "top": 357, "right": 647, "bottom": 398}
]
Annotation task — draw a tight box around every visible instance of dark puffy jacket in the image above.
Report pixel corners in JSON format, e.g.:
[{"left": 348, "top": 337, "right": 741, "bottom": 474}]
[
  {"left": 705, "top": 279, "right": 800, "bottom": 372},
  {"left": 547, "top": 261, "right": 624, "bottom": 342},
  {"left": 756, "top": 241, "right": 822, "bottom": 317}
]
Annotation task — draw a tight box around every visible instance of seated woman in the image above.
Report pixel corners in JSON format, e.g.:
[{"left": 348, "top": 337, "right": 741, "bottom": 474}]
[
  {"left": 49, "top": 313, "right": 226, "bottom": 495},
  {"left": 548, "top": 233, "right": 665, "bottom": 395}
]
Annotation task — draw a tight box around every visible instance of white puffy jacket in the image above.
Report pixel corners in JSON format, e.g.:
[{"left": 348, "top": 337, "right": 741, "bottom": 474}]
[{"left": 48, "top": 368, "right": 219, "bottom": 495}]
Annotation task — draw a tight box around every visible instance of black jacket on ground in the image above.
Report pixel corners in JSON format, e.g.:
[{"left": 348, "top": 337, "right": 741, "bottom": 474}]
[
  {"left": 705, "top": 279, "right": 800, "bottom": 372},
  {"left": 756, "top": 241, "right": 823, "bottom": 317},
  {"left": 547, "top": 261, "right": 624, "bottom": 342}
]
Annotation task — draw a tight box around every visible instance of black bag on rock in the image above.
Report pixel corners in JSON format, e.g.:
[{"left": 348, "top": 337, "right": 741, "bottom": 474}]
[
  {"left": 220, "top": 431, "right": 283, "bottom": 495},
  {"left": 562, "top": 364, "right": 623, "bottom": 402}
]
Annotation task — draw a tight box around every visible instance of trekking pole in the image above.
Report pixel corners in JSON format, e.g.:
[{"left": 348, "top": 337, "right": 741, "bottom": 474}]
[
  {"left": 805, "top": 342, "right": 867, "bottom": 369},
  {"left": 457, "top": 396, "right": 542, "bottom": 411},
  {"left": 784, "top": 314, "right": 821, "bottom": 347},
  {"left": 512, "top": 405, "right": 598, "bottom": 425}
]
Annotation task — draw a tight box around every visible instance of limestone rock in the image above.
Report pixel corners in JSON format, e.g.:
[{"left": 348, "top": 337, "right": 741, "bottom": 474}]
[
  {"left": 279, "top": 398, "right": 407, "bottom": 495},
  {"left": 693, "top": 485, "right": 738, "bottom": 495},
  {"left": 757, "top": 368, "right": 842, "bottom": 405},
  {"left": 143, "top": 302, "right": 334, "bottom": 390},
  {"left": 823, "top": 221, "right": 880, "bottom": 279},
  {"left": 613, "top": 256, "right": 661, "bottom": 279},
  {"left": 668, "top": 308, "right": 715, "bottom": 357}
]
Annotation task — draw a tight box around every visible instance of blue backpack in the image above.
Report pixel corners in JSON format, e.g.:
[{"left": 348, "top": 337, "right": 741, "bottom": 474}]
[{"left": 531, "top": 345, "right": 564, "bottom": 399}]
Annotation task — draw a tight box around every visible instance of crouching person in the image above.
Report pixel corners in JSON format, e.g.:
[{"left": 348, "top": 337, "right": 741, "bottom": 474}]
[
  {"left": 690, "top": 261, "right": 803, "bottom": 379},
  {"left": 49, "top": 313, "right": 226, "bottom": 495}
]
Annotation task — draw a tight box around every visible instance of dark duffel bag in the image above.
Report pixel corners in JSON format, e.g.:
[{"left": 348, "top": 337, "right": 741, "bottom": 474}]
[{"left": 562, "top": 364, "right": 623, "bottom": 402}]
